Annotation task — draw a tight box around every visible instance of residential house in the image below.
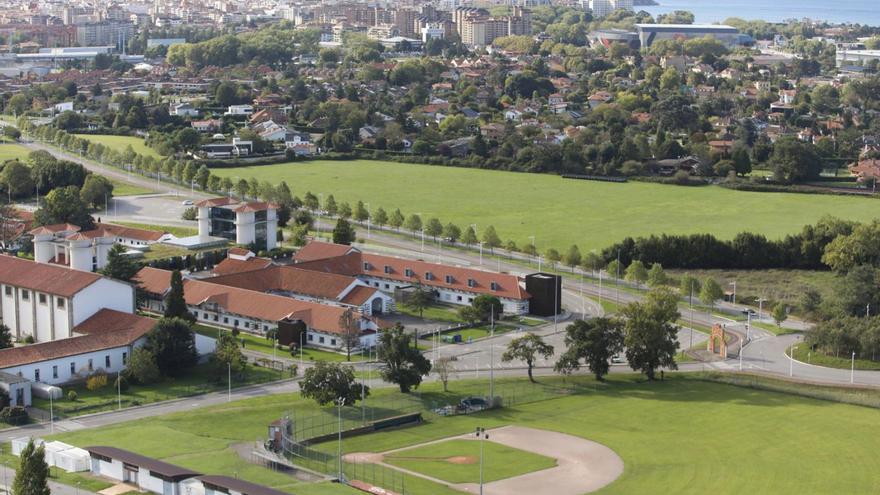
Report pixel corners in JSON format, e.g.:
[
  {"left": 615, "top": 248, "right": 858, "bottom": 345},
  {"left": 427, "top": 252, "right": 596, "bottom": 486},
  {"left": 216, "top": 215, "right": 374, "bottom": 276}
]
[
  {"left": 169, "top": 102, "right": 199, "bottom": 117},
  {"left": 191, "top": 119, "right": 223, "bottom": 133},
  {"left": 224, "top": 105, "right": 254, "bottom": 116}
]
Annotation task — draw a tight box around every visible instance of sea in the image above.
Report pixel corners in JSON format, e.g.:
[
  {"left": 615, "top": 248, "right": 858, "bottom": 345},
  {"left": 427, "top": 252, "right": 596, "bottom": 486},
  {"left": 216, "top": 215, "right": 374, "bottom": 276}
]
[{"left": 642, "top": 0, "right": 880, "bottom": 26}]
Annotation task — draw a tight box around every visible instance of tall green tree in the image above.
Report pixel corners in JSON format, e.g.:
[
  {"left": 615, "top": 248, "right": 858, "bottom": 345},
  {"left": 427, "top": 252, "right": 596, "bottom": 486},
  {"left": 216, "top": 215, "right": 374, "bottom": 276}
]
[
  {"left": 100, "top": 244, "right": 140, "bottom": 282},
  {"left": 462, "top": 225, "right": 478, "bottom": 246},
  {"left": 443, "top": 223, "right": 461, "bottom": 243},
  {"left": 332, "top": 218, "right": 356, "bottom": 245},
  {"left": 389, "top": 208, "right": 405, "bottom": 230},
  {"left": 354, "top": 200, "right": 369, "bottom": 222},
  {"left": 0, "top": 323, "right": 12, "bottom": 349},
  {"left": 555, "top": 318, "right": 624, "bottom": 380},
  {"left": 482, "top": 225, "right": 502, "bottom": 252},
  {"left": 563, "top": 245, "right": 582, "bottom": 272},
  {"left": 145, "top": 317, "right": 198, "bottom": 377},
  {"left": 502, "top": 333, "right": 554, "bottom": 382},
  {"left": 647, "top": 263, "right": 667, "bottom": 287},
  {"left": 679, "top": 275, "right": 701, "bottom": 305},
  {"left": 406, "top": 283, "right": 433, "bottom": 319},
  {"left": 163, "top": 270, "right": 194, "bottom": 322},
  {"left": 425, "top": 217, "right": 443, "bottom": 240},
  {"left": 126, "top": 347, "right": 160, "bottom": 385},
  {"left": 625, "top": 260, "right": 649, "bottom": 286},
  {"left": 772, "top": 303, "right": 788, "bottom": 329},
  {"left": 12, "top": 439, "right": 50, "bottom": 495},
  {"left": 700, "top": 277, "right": 724, "bottom": 309},
  {"left": 404, "top": 214, "right": 422, "bottom": 234},
  {"left": 622, "top": 289, "right": 680, "bottom": 380},
  {"left": 212, "top": 332, "right": 246, "bottom": 376},
  {"left": 33, "top": 185, "right": 93, "bottom": 228},
  {"left": 300, "top": 361, "right": 368, "bottom": 406},
  {"left": 378, "top": 324, "right": 432, "bottom": 392},
  {"left": 373, "top": 207, "right": 388, "bottom": 227}
]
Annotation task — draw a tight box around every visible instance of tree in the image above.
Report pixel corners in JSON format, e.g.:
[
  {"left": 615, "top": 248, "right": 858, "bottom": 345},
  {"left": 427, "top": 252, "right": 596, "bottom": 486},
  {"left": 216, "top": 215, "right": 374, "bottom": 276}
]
[
  {"left": 472, "top": 294, "right": 503, "bottom": 321},
  {"left": 300, "top": 361, "right": 368, "bottom": 406},
  {"left": 406, "top": 284, "right": 433, "bottom": 319},
  {"left": 146, "top": 317, "right": 198, "bottom": 377},
  {"left": 502, "top": 333, "right": 554, "bottom": 383},
  {"left": 378, "top": 324, "right": 431, "bottom": 392},
  {"left": 462, "top": 225, "right": 478, "bottom": 246},
  {"left": 700, "top": 277, "right": 724, "bottom": 309},
  {"left": 404, "top": 214, "right": 422, "bottom": 234},
  {"left": 80, "top": 174, "right": 114, "bottom": 209},
  {"left": 443, "top": 223, "right": 461, "bottom": 243},
  {"left": 425, "top": 217, "right": 443, "bottom": 240},
  {"left": 625, "top": 260, "right": 649, "bottom": 286},
  {"left": 0, "top": 323, "right": 12, "bottom": 349},
  {"left": 679, "top": 275, "right": 701, "bottom": 305},
  {"left": 563, "top": 245, "right": 582, "bottom": 272},
  {"left": 324, "top": 194, "right": 338, "bottom": 216},
  {"left": 433, "top": 357, "right": 455, "bottom": 392},
  {"left": 554, "top": 318, "right": 624, "bottom": 380},
  {"left": 389, "top": 209, "right": 405, "bottom": 230},
  {"left": 545, "top": 248, "right": 561, "bottom": 269},
  {"left": 196, "top": 165, "right": 211, "bottom": 190},
  {"left": 354, "top": 201, "right": 369, "bottom": 222},
  {"left": 0, "top": 160, "right": 34, "bottom": 198},
  {"left": 126, "top": 347, "right": 160, "bottom": 385},
  {"left": 607, "top": 259, "right": 622, "bottom": 280},
  {"left": 12, "top": 439, "right": 50, "bottom": 495},
  {"left": 622, "top": 289, "right": 680, "bottom": 380},
  {"left": 373, "top": 207, "right": 388, "bottom": 228},
  {"left": 3, "top": 126, "right": 21, "bottom": 140},
  {"left": 100, "top": 244, "right": 140, "bottom": 281},
  {"left": 647, "top": 263, "right": 667, "bottom": 287},
  {"left": 772, "top": 303, "right": 788, "bottom": 329},
  {"left": 338, "top": 308, "right": 361, "bottom": 361},
  {"left": 836, "top": 265, "right": 880, "bottom": 317},
  {"left": 33, "top": 186, "right": 93, "bottom": 228},
  {"left": 482, "top": 225, "right": 501, "bottom": 253},
  {"left": 770, "top": 136, "right": 821, "bottom": 183},
  {"left": 163, "top": 270, "right": 194, "bottom": 321},
  {"left": 303, "top": 192, "right": 319, "bottom": 211},
  {"left": 212, "top": 332, "right": 246, "bottom": 376},
  {"left": 332, "top": 218, "right": 356, "bottom": 245}
]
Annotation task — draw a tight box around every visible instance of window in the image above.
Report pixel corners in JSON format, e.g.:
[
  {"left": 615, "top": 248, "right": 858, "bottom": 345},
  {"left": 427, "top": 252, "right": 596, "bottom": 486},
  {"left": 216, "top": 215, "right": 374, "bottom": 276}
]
[
  {"left": 467, "top": 279, "right": 476, "bottom": 288},
  {"left": 105, "top": 355, "right": 111, "bottom": 368},
  {"left": 330, "top": 338, "right": 337, "bottom": 346},
  {"left": 122, "top": 352, "right": 128, "bottom": 365},
  {"left": 425, "top": 272, "right": 433, "bottom": 281},
  {"left": 457, "top": 295, "right": 463, "bottom": 301},
  {"left": 57, "top": 298, "right": 65, "bottom": 309},
  {"left": 445, "top": 275, "right": 453, "bottom": 284},
  {"left": 39, "top": 293, "right": 47, "bottom": 304},
  {"left": 319, "top": 336, "right": 325, "bottom": 344},
  {"left": 384, "top": 265, "right": 392, "bottom": 274},
  {"left": 363, "top": 262, "right": 370, "bottom": 271},
  {"left": 213, "top": 314, "right": 219, "bottom": 321},
  {"left": 308, "top": 334, "right": 314, "bottom": 341},
  {"left": 4, "top": 286, "right": 11, "bottom": 296},
  {"left": 70, "top": 363, "right": 76, "bottom": 375},
  {"left": 203, "top": 312, "right": 209, "bottom": 319},
  {"left": 88, "top": 359, "right": 93, "bottom": 371},
  {"left": 263, "top": 325, "right": 269, "bottom": 331},
  {"left": 52, "top": 366, "right": 58, "bottom": 379},
  {"left": 223, "top": 317, "right": 228, "bottom": 324},
  {"left": 384, "top": 284, "right": 390, "bottom": 289},
  {"left": 244, "top": 322, "right": 250, "bottom": 329},
  {"left": 490, "top": 282, "right": 498, "bottom": 291},
  {"left": 404, "top": 268, "right": 414, "bottom": 277},
  {"left": 34, "top": 369, "right": 40, "bottom": 382},
  {"left": 234, "top": 319, "right": 239, "bottom": 327},
  {"left": 21, "top": 290, "right": 29, "bottom": 301}
]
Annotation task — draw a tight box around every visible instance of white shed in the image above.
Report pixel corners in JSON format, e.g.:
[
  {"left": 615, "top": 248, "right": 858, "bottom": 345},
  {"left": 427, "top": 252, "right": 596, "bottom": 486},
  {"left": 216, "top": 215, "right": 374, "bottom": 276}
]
[
  {"left": 43, "top": 441, "right": 74, "bottom": 467},
  {"left": 11, "top": 437, "right": 43, "bottom": 456},
  {"left": 54, "top": 447, "right": 90, "bottom": 472}
]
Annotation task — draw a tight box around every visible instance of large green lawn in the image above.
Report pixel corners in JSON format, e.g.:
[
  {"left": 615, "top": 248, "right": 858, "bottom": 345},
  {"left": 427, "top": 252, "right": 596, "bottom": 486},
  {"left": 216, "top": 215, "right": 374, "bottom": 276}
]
[
  {"left": 211, "top": 160, "right": 880, "bottom": 252},
  {"left": 75, "top": 134, "right": 163, "bottom": 159},
  {"left": 384, "top": 439, "right": 556, "bottom": 483},
  {"left": 44, "top": 374, "right": 880, "bottom": 495},
  {"left": 0, "top": 142, "right": 29, "bottom": 162}
]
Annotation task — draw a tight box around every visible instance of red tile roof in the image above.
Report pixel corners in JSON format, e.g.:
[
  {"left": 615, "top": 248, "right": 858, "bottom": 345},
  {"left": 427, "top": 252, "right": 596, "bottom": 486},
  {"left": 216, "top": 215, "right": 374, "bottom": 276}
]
[
  {"left": 233, "top": 201, "right": 277, "bottom": 213},
  {"left": 292, "top": 241, "right": 357, "bottom": 263},
  {"left": 212, "top": 256, "right": 273, "bottom": 276},
  {"left": 0, "top": 255, "right": 102, "bottom": 297},
  {"left": 292, "top": 242, "right": 529, "bottom": 301},
  {"left": 94, "top": 223, "right": 166, "bottom": 242},
  {"left": 340, "top": 285, "right": 376, "bottom": 306},
  {"left": 29, "top": 223, "right": 81, "bottom": 235},
  {"left": 195, "top": 197, "right": 237, "bottom": 208},
  {"left": 207, "top": 265, "right": 357, "bottom": 300},
  {"left": 0, "top": 310, "right": 155, "bottom": 368},
  {"left": 135, "top": 268, "right": 379, "bottom": 334}
]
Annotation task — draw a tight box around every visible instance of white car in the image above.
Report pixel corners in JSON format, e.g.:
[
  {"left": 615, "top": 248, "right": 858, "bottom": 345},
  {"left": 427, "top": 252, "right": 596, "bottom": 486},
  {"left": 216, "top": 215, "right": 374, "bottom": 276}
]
[{"left": 182, "top": 200, "right": 194, "bottom": 206}]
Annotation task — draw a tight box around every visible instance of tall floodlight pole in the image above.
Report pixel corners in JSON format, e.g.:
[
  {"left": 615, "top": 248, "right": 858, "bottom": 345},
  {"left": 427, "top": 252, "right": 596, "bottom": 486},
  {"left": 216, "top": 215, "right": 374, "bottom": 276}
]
[
  {"left": 337, "top": 397, "right": 346, "bottom": 481},
  {"left": 851, "top": 351, "right": 856, "bottom": 384},
  {"left": 475, "top": 427, "right": 489, "bottom": 495},
  {"left": 489, "top": 307, "right": 495, "bottom": 399}
]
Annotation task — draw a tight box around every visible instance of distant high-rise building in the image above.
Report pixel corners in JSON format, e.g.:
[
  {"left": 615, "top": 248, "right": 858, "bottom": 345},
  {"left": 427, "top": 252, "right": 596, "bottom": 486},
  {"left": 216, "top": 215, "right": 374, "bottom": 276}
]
[
  {"left": 589, "top": 0, "right": 632, "bottom": 18},
  {"left": 455, "top": 6, "right": 531, "bottom": 46},
  {"left": 75, "top": 21, "right": 134, "bottom": 47}
]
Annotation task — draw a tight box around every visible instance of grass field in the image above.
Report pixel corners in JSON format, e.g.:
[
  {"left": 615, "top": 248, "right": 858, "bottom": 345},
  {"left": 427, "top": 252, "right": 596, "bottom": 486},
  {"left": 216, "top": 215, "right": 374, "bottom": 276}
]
[
  {"left": 114, "top": 221, "right": 197, "bottom": 238},
  {"left": 384, "top": 438, "right": 556, "bottom": 483},
  {"left": 790, "top": 345, "right": 880, "bottom": 371},
  {"left": 193, "top": 324, "right": 367, "bottom": 362},
  {"left": 667, "top": 269, "right": 838, "bottom": 308},
  {"left": 110, "top": 178, "right": 154, "bottom": 196},
  {"left": 75, "top": 134, "right": 163, "bottom": 159},
  {"left": 44, "top": 373, "right": 880, "bottom": 495},
  {"left": 0, "top": 142, "right": 29, "bottom": 162},
  {"left": 211, "top": 160, "right": 880, "bottom": 252}
]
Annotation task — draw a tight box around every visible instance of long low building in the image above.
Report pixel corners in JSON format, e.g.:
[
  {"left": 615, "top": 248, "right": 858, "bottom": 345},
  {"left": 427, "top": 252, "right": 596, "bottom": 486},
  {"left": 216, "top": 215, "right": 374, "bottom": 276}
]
[
  {"left": 0, "top": 255, "right": 135, "bottom": 342},
  {"left": 291, "top": 241, "right": 531, "bottom": 314},
  {"left": 634, "top": 23, "right": 751, "bottom": 48},
  {"left": 135, "top": 267, "right": 387, "bottom": 350}
]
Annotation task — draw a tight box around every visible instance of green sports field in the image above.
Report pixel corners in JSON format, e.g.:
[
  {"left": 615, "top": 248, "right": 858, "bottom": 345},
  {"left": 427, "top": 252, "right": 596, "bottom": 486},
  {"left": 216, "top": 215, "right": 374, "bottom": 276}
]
[
  {"left": 0, "top": 142, "right": 29, "bottom": 162},
  {"left": 75, "top": 134, "right": 163, "bottom": 159},
  {"left": 43, "top": 374, "right": 880, "bottom": 495},
  {"left": 211, "top": 160, "right": 880, "bottom": 252}
]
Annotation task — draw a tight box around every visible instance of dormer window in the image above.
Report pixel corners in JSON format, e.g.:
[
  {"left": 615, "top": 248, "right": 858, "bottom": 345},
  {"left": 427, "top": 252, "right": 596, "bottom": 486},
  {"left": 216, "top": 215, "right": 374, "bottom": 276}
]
[
  {"left": 445, "top": 275, "right": 454, "bottom": 284},
  {"left": 467, "top": 279, "right": 476, "bottom": 288},
  {"left": 425, "top": 272, "right": 434, "bottom": 281},
  {"left": 384, "top": 265, "right": 392, "bottom": 274},
  {"left": 363, "top": 262, "right": 371, "bottom": 271},
  {"left": 490, "top": 282, "right": 498, "bottom": 291},
  {"left": 405, "top": 268, "right": 414, "bottom": 277}
]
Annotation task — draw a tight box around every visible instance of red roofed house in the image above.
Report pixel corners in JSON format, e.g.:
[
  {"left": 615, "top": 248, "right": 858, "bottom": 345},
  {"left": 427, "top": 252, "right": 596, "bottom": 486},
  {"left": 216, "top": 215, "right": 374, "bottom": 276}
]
[
  {"left": 196, "top": 198, "right": 278, "bottom": 252},
  {"left": 31, "top": 222, "right": 173, "bottom": 272},
  {"left": 135, "top": 267, "right": 387, "bottom": 350},
  {"left": 291, "top": 241, "right": 531, "bottom": 314},
  {"left": 849, "top": 159, "right": 880, "bottom": 184}
]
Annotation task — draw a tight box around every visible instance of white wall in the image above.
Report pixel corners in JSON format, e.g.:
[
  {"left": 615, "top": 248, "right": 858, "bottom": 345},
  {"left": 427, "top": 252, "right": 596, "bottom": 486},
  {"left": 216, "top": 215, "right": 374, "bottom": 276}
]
[
  {"left": 360, "top": 275, "right": 529, "bottom": 315},
  {"left": 0, "top": 343, "right": 139, "bottom": 386},
  {"left": 72, "top": 278, "right": 134, "bottom": 326}
]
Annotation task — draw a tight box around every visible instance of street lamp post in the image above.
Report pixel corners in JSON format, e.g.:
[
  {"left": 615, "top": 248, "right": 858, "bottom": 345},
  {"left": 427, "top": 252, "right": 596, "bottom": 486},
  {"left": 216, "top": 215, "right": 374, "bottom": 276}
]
[
  {"left": 757, "top": 297, "right": 766, "bottom": 321},
  {"left": 475, "top": 427, "right": 489, "bottom": 495},
  {"left": 365, "top": 202, "right": 371, "bottom": 239},
  {"left": 789, "top": 345, "right": 797, "bottom": 377},
  {"left": 227, "top": 361, "right": 231, "bottom": 402},
  {"left": 300, "top": 331, "right": 305, "bottom": 368},
  {"left": 489, "top": 307, "right": 495, "bottom": 399},
  {"left": 528, "top": 235, "right": 536, "bottom": 266},
  {"left": 851, "top": 351, "right": 856, "bottom": 384},
  {"left": 729, "top": 281, "right": 736, "bottom": 306},
  {"left": 478, "top": 241, "right": 484, "bottom": 265},
  {"left": 337, "top": 397, "right": 346, "bottom": 481}
]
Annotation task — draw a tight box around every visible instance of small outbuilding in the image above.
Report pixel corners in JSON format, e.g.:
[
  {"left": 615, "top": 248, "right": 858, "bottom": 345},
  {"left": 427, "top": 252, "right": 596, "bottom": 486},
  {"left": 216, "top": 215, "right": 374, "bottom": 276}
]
[{"left": 87, "top": 446, "right": 201, "bottom": 494}]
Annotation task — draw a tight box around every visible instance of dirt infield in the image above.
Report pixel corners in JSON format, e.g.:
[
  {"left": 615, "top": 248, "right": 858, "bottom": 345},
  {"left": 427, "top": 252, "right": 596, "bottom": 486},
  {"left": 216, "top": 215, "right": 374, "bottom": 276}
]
[{"left": 345, "top": 425, "right": 623, "bottom": 494}]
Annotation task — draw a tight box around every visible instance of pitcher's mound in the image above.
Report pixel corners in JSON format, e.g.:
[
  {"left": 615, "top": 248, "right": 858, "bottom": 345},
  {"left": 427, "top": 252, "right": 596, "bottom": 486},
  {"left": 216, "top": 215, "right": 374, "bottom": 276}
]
[{"left": 447, "top": 455, "right": 477, "bottom": 465}]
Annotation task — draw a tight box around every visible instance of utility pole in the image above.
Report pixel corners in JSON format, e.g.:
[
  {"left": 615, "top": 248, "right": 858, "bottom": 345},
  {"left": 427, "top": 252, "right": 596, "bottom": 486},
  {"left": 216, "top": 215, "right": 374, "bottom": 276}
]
[
  {"left": 337, "top": 397, "right": 346, "bottom": 481},
  {"left": 475, "top": 427, "right": 489, "bottom": 495},
  {"left": 227, "top": 361, "right": 231, "bottom": 402},
  {"left": 851, "top": 351, "right": 856, "bottom": 384},
  {"left": 489, "top": 306, "right": 495, "bottom": 399}
]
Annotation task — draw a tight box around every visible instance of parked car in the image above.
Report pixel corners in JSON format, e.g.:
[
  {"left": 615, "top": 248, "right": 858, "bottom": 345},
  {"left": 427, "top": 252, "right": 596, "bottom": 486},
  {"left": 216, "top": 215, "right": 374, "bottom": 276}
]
[{"left": 182, "top": 200, "right": 194, "bottom": 206}]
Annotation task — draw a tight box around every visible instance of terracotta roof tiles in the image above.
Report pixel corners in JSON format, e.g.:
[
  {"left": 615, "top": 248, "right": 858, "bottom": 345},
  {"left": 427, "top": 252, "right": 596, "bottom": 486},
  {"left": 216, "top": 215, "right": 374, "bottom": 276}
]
[{"left": 0, "top": 255, "right": 102, "bottom": 297}]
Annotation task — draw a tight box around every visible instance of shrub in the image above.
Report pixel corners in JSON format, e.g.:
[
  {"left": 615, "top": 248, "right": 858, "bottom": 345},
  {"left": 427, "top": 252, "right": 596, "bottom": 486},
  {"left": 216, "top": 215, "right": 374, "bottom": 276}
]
[
  {"left": 23, "top": 335, "right": 34, "bottom": 344},
  {"left": 0, "top": 406, "right": 28, "bottom": 424},
  {"left": 67, "top": 390, "right": 78, "bottom": 402},
  {"left": 86, "top": 372, "right": 108, "bottom": 391},
  {"left": 181, "top": 206, "right": 198, "bottom": 221},
  {"left": 114, "top": 374, "right": 130, "bottom": 392}
]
